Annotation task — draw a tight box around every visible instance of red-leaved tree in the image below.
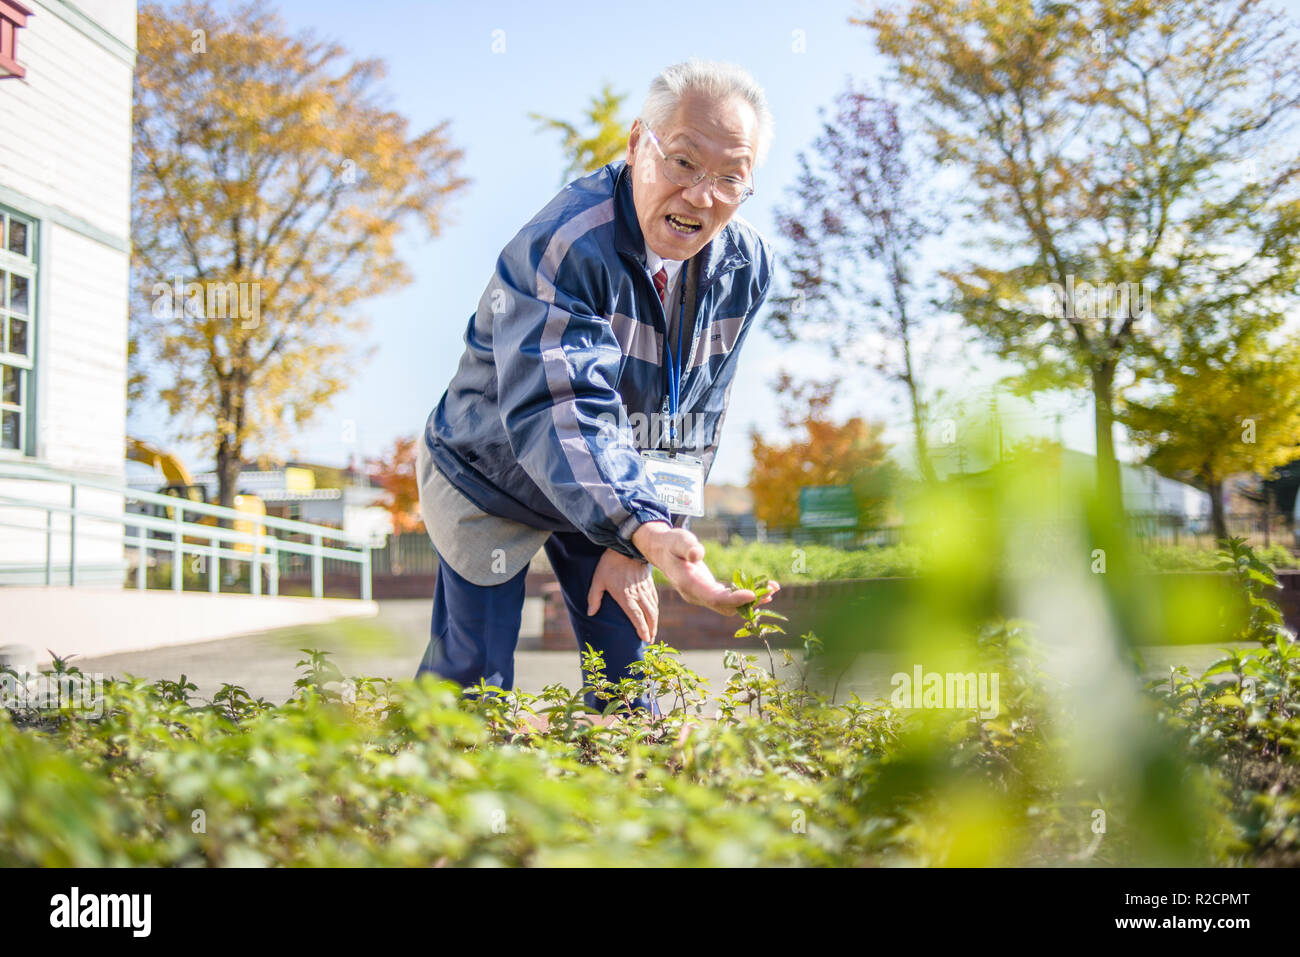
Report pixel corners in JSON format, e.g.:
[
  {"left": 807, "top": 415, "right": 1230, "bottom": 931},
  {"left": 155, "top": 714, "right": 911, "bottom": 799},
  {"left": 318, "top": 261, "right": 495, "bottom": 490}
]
[{"left": 367, "top": 435, "right": 422, "bottom": 534}]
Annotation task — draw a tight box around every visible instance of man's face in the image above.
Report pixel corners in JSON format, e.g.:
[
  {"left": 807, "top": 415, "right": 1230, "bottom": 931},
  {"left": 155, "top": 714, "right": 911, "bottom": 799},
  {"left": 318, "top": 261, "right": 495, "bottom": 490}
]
[{"left": 627, "top": 90, "right": 758, "bottom": 262}]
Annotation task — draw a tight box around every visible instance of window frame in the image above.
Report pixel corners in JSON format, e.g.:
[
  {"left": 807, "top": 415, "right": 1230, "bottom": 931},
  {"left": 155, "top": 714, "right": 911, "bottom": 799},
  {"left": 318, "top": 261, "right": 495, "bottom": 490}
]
[
  {"left": 0, "top": 205, "right": 37, "bottom": 458},
  {"left": 0, "top": 0, "right": 31, "bottom": 81}
]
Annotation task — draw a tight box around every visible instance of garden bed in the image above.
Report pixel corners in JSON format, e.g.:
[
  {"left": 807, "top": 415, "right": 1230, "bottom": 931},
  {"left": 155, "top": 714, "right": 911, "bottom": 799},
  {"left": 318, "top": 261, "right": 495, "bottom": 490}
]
[{"left": 2, "top": 540, "right": 1293, "bottom": 867}]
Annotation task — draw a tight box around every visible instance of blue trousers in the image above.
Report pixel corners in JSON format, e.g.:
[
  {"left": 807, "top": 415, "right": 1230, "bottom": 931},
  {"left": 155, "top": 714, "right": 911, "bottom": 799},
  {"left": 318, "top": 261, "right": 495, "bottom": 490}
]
[{"left": 415, "top": 530, "right": 660, "bottom": 715}]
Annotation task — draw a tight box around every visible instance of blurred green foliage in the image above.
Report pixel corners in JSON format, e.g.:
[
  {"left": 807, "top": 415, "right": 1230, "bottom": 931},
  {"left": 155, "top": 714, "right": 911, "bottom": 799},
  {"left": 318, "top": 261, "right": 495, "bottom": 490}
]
[{"left": 1147, "top": 538, "right": 1300, "bottom": 865}]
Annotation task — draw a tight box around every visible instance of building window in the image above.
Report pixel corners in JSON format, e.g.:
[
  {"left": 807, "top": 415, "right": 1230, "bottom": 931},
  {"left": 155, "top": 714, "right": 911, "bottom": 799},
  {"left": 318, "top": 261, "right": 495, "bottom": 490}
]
[
  {"left": 0, "top": 208, "right": 35, "bottom": 455},
  {"left": 0, "top": 0, "right": 31, "bottom": 81}
]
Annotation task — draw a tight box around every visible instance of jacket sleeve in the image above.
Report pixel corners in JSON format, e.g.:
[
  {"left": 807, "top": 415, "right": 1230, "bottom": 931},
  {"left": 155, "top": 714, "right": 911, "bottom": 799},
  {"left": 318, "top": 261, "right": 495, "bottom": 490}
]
[{"left": 488, "top": 220, "right": 673, "bottom": 562}]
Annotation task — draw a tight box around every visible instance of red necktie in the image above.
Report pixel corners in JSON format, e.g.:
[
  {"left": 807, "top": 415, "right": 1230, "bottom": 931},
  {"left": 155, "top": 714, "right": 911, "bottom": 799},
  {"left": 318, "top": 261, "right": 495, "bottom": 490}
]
[{"left": 652, "top": 266, "right": 668, "bottom": 306}]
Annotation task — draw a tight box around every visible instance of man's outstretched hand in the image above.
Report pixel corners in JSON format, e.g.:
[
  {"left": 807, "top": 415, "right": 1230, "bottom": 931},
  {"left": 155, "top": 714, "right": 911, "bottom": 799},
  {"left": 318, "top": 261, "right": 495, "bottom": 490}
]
[{"left": 631, "top": 521, "right": 780, "bottom": 617}]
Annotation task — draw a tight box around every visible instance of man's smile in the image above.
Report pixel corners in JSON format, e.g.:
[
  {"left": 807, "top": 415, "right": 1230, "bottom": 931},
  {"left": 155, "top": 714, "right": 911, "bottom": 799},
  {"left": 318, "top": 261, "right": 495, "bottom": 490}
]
[{"left": 665, "top": 213, "right": 703, "bottom": 235}]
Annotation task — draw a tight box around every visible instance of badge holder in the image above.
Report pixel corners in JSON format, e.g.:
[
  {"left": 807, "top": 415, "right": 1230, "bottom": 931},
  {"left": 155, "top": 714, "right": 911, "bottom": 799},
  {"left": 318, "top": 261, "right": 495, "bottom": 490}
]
[
  {"left": 640, "top": 254, "right": 705, "bottom": 519},
  {"left": 640, "top": 448, "right": 705, "bottom": 517}
]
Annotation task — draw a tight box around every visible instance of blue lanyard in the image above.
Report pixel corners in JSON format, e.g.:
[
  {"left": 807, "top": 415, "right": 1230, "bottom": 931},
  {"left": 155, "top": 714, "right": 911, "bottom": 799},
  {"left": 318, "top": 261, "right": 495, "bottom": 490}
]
[{"left": 662, "top": 280, "right": 686, "bottom": 450}]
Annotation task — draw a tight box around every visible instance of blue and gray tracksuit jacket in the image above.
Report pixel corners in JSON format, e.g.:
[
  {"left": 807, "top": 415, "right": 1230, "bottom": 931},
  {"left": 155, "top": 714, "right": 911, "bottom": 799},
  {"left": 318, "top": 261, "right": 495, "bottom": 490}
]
[{"left": 423, "top": 159, "right": 774, "bottom": 563}]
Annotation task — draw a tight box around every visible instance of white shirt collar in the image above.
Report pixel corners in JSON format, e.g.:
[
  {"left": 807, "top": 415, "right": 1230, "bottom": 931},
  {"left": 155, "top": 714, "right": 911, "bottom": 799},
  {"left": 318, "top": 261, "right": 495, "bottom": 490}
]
[{"left": 645, "top": 241, "right": 684, "bottom": 284}]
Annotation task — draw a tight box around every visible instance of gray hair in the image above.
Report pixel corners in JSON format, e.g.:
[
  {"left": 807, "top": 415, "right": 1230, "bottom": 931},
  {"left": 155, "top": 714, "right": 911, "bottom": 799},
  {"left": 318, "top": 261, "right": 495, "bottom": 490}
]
[{"left": 639, "top": 59, "right": 774, "bottom": 170}]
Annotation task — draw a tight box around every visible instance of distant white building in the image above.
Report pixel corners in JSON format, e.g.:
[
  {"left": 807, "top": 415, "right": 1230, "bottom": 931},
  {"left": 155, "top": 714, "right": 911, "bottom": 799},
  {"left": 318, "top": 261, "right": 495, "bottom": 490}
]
[
  {"left": 183, "top": 466, "right": 394, "bottom": 548},
  {"left": 1046, "top": 448, "right": 1210, "bottom": 524},
  {"left": 1121, "top": 457, "right": 1212, "bottom": 522},
  {"left": 0, "top": 0, "right": 136, "bottom": 584},
  {"left": 927, "top": 444, "right": 1210, "bottom": 528}
]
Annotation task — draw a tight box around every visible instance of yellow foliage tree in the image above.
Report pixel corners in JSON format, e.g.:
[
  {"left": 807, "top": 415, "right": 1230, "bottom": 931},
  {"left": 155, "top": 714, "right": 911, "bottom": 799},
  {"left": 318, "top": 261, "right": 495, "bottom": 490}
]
[
  {"left": 529, "top": 83, "right": 630, "bottom": 181},
  {"left": 1122, "top": 333, "right": 1300, "bottom": 541},
  {"left": 748, "top": 371, "right": 893, "bottom": 530},
  {"left": 862, "top": 0, "right": 1300, "bottom": 515},
  {"left": 131, "top": 1, "right": 468, "bottom": 509}
]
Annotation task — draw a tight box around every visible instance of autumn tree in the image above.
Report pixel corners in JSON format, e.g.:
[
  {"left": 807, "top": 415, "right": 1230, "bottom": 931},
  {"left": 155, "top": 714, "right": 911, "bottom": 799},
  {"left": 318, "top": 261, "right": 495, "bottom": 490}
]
[
  {"left": 367, "top": 435, "right": 422, "bottom": 534},
  {"left": 748, "top": 371, "right": 894, "bottom": 529},
  {"left": 863, "top": 0, "right": 1300, "bottom": 514},
  {"left": 131, "top": 1, "right": 468, "bottom": 511},
  {"left": 1122, "top": 331, "right": 1300, "bottom": 541},
  {"left": 529, "top": 83, "right": 631, "bottom": 181},
  {"left": 769, "top": 82, "right": 945, "bottom": 485}
]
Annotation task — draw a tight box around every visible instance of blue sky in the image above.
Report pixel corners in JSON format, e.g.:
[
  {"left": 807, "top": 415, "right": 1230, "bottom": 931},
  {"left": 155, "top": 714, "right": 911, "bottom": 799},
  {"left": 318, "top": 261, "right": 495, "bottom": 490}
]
[{"left": 132, "top": 0, "right": 1300, "bottom": 484}]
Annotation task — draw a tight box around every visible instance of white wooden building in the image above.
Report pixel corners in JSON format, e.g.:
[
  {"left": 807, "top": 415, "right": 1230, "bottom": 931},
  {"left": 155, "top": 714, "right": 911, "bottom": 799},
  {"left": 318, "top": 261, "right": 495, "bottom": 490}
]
[{"left": 0, "top": 0, "right": 135, "bottom": 584}]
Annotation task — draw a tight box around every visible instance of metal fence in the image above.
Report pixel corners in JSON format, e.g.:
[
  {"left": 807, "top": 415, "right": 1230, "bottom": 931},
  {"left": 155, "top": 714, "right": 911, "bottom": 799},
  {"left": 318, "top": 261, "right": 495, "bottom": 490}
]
[
  {"left": 0, "top": 466, "right": 372, "bottom": 600},
  {"left": 1128, "top": 510, "right": 1292, "bottom": 549},
  {"left": 367, "top": 531, "right": 440, "bottom": 576},
  {"left": 746, "top": 513, "right": 1293, "bottom": 551}
]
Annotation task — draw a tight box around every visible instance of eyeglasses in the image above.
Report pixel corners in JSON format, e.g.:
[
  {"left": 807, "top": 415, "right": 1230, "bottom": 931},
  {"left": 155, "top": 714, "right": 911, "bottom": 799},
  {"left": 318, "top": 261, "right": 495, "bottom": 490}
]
[{"left": 641, "top": 124, "right": 754, "bottom": 206}]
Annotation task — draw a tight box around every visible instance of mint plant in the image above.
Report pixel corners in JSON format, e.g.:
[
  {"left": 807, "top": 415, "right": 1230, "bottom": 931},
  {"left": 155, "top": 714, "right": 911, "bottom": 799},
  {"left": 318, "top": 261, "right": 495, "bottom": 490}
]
[{"left": 731, "top": 570, "right": 789, "bottom": 703}]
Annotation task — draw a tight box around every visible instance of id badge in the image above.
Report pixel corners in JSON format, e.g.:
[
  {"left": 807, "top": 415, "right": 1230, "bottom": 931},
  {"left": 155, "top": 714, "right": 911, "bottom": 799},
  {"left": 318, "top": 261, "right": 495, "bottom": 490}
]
[{"left": 640, "top": 450, "right": 705, "bottom": 517}]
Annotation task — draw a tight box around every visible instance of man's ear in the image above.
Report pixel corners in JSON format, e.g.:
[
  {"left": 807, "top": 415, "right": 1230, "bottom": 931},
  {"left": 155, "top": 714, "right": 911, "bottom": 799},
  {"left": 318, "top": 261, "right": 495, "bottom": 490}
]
[{"left": 626, "top": 119, "right": 641, "bottom": 166}]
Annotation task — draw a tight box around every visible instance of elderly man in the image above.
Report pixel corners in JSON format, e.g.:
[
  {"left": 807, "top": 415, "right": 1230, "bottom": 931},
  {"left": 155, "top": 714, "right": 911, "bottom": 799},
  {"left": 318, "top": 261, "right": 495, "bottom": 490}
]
[{"left": 415, "top": 59, "right": 779, "bottom": 714}]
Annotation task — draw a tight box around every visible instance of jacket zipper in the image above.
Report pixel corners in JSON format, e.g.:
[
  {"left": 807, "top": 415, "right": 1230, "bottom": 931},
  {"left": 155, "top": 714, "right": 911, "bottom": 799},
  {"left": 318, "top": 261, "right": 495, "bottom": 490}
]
[
  {"left": 619, "top": 248, "right": 746, "bottom": 430},
  {"left": 678, "top": 258, "right": 747, "bottom": 414}
]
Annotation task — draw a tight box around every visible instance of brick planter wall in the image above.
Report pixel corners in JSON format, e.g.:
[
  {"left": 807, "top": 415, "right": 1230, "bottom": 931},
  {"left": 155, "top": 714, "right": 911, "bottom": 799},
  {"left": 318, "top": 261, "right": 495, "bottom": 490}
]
[
  {"left": 541, "top": 577, "right": 911, "bottom": 651},
  {"left": 1274, "top": 570, "right": 1300, "bottom": 628}
]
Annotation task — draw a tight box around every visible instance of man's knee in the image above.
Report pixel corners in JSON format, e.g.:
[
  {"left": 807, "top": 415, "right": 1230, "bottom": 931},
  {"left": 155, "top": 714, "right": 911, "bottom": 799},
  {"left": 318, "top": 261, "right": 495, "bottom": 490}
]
[{"left": 417, "top": 624, "right": 488, "bottom": 686}]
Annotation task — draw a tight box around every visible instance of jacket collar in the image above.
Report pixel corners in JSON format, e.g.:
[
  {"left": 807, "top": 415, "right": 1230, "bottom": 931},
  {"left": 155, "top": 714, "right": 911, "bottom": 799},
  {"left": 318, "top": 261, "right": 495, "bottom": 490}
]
[{"left": 612, "top": 160, "right": 749, "bottom": 288}]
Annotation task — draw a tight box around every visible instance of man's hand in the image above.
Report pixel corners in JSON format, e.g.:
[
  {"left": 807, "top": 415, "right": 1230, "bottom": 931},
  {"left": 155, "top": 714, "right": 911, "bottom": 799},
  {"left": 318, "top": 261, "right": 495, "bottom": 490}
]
[
  {"left": 631, "top": 521, "right": 780, "bottom": 616},
  {"left": 587, "top": 547, "right": 660, "bottom": 643}
]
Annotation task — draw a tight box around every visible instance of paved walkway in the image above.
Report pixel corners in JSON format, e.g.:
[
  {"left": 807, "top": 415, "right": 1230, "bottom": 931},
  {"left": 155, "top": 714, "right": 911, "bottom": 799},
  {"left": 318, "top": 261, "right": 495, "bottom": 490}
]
[
  {"left": 68, "top": 600, "right": 825, "bottom": 708},
  {"left": 68, "top": 600, "right": 1247, "bottom": 711}
]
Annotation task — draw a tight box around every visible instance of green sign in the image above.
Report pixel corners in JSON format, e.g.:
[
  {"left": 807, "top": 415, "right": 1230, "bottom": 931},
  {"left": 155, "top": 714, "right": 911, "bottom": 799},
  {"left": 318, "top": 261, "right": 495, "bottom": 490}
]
[{"left": 799, "top": 485, "right": 858, "bottom": 528}]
